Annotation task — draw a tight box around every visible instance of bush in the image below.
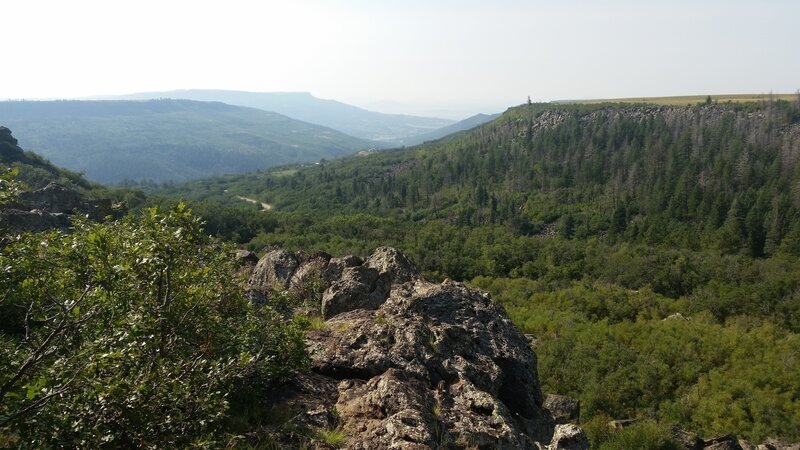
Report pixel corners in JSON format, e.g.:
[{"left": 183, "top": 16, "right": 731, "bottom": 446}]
[{"left": 0, "top": 204, "right": 307, "bottom": 447}]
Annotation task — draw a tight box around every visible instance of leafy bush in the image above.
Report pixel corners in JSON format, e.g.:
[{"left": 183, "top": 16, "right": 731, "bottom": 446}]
[{"left": 0, "top": 204, "right": 307, "bottom": 447}]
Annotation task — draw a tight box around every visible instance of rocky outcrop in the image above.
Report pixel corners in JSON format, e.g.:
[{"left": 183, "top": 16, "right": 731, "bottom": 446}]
[
  {"left": 0, "top": 126, "right": 20, "bottom": 150},
  {"left": 256, "top": 247, "right": 586, "bottom": 449},
  {"left": 544, "top": 394, "right": 580, "bottom": 425},
  {"left": 671, "top": 425, "right": 703, "bottom": 450},
  {"left": 0, "top": 182, "right": 119, "bottom": 234},
  {"left": 0, "top": 208, "right": 70, "bottom": 233},
  {"left": 548, "top": 424, "right": 589, "bottom": 450},
  {"left": 704, "top": 435, "right": 745, "bottom": 450},
  {"left": 18, "top": 182, "right": 85, "bottom": 214}
]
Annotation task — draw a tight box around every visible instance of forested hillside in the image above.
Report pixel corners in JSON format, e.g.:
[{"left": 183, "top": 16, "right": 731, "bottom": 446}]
[
  {"left": 101, "top": 90, "right": 455, "bottom": 145},
  {"left": 0, "top": 99, "right": 371, "bottom": 183},
  {"left": 156, "top": 98, "right": 800, "bottom": 444}
]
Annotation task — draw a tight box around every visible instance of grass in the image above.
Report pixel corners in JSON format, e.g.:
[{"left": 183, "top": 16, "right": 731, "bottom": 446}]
[
  {"left": 330, "top": 320, "right": 354, "bottom": 332},
  {"left": 315, "top": 428, "right": 346, "bottom": 447},
  {"left": 559, "top": 93, "right": 798, "bottom": 106}
]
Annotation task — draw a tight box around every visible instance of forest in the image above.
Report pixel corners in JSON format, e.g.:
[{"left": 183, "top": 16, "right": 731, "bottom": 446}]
[{"left": 151, "top": 98, "right": 800, "bottom": 445}]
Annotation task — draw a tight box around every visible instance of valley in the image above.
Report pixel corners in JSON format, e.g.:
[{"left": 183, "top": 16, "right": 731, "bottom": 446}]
[{"left": 4, "top": 96, "right": 800, "bottom": 449}]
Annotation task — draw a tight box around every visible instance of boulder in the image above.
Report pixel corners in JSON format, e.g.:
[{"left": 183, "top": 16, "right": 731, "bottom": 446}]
[
  {"left": 289, "top": 253, "right": 332, "bottom": 299},
  {"left": 322, "top": 254, "right": 363, "bottom": 283},
  {"left": 234, "top": 249, "right": 259, "bottom": 267},
  {"left": 548, "top": 424, "right": 589, "bottom": 450},
  {"left": 18, "top": 182, "right": 84, "bottom": 214},
  {"left": 762, "top": 437, "right": 800, "bottom": 450},
  {"left": 0, "top": 208, "right": 70, "bottom": 233},
  {"left": 705, "top": 435, "right": 744, "bottom": 450},
  {"left": 248, "top": 249, "right": 300, "bottom": 294},
  {"left": 544, "top": 394, "right": 580, "bottom": 425},
  {"left": 320, "top": 266, "right": 390, "bottom": 319},
  {"left": 670, "top": 425, "right": 703, "bottom": 450},
  {"left": 267, "top": 247, "right": 566, "bottom": 448},
  {"left": 364, "top": 246, "right": 420, "bottom": 284}
]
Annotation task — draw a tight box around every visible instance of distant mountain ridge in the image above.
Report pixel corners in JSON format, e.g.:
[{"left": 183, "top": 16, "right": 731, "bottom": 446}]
[
  {"left": 0, "top": 99, "right": 372, "bottom": 183},
  {"left": 401, "top": 112, "right": 501, "bottom": 145},
  {"left": 94, "top": 90, "right": 455, "bottom": 145}
]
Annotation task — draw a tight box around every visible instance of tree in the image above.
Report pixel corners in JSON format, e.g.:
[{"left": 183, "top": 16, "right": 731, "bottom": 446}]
[{"left": 0, "top": 204, "right": 307, "bottom": 447}]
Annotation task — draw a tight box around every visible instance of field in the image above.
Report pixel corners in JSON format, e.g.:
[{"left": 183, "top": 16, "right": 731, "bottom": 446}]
[{"left": 560, "top": 93, "right": 798, "bottom": 106}]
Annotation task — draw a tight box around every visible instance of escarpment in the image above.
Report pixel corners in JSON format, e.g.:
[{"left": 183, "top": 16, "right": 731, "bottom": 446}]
[{"left": 246, "top": 247, "right": 588, "bottom": 450}]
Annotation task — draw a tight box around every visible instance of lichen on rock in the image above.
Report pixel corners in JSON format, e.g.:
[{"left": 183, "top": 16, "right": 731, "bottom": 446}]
[{"left": 255, "top": 246, "right": 581, "bottom": 449}]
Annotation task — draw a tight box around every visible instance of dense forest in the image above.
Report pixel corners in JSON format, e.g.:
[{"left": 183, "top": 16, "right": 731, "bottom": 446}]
[{"left": 153, "top": 98, "right": 800, "bottom": 445}]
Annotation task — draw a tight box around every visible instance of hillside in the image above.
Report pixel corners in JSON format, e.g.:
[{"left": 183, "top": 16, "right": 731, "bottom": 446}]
[
  {"left": 98, "top": 90, "right": 455, "bottom": 145},
  {"left": 0, "top": 99, "right": 372, "bottom": 183},
  {"left": 1, "top": 126, "right": 94, "bottom": 191},
  {"left": 156, "top": 98, "right": 800, "bottom": 444},
  {"left": 401, "top": 112, "right": 501, "bottom": 145}
]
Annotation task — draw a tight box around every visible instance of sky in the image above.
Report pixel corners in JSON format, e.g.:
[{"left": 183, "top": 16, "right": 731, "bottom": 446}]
[{"left": 2, "top": 0, "right": 799, "bottom": 119}]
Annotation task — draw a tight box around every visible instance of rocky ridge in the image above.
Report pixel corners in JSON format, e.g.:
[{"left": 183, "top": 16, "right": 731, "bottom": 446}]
[
  {"left": 245, "top": 247, "right": 589, "bottom": 450},
  {"left": 0, "top": 181, "right": 117, "bottom": 233},
  {"left": 1, "top": 127, "right": 119, "bottom": 234}
]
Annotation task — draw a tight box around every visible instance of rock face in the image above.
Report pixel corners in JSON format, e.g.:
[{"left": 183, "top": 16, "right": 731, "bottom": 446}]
[
  {"left": 257, "top": 247, "right": 584, "bottom": 449},
  {"left": 18, "top": 182, "right": 85, "bottom": 214},
  {"left": 248, "top": 249, "right": 300, "bottom": 294},
  {"left": 548, "top": 424, "right": 589, "bottom": 450},
  {"left": 544, "top": 394, "right": 580, "bottom": 425},
  {"left": 0, "top": 181, "right": 118, "bottom": 234},
  {"left": 0, "top": 126, "right": 20, "bottom": 148}
]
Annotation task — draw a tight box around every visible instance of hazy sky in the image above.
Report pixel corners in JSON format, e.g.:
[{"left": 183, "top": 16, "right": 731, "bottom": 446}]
[{"left": 3, "top": 0, "right": 799, "bottom": 118}]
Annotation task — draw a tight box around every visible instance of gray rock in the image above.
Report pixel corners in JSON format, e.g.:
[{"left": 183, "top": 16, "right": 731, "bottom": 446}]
[
  {"left": 248, "top": 249, "right": 300, "bottom": 294},
  {"left": 762, "top": 437, "right": 800, "bottom": 450},
  {"left": 234, "top": 249, "right": 259, "bottom": 267},
  {"left": 671, "top": 425, "right": 703, "bottom": 450},
  {"left": 289, "top": 254, "right": 332, "bottom": 300},
  {"left": 705, "top": 435, "right": 744, "bottom": 450},
  {"left": 548, "top": 424, "right": 589, "bottom": 450},
  {"left": 738, "top": 440, "right": 756, "bottom": 450},
  {"left": 265, "top": 247, "right": 572, "bottom": 449},
  {"left": 320, "top": 266, "right": 390, "bottom": 319},
  {"left": 544, "top": 394, "right": 580, "bottom": 425},
  {"left": 364, "top": 246, "right": 420, "bottom": 284},
  {"left": 0, "top": 208, "right": 70, "bottom": 233},
  {"left": 322, "top": 254, "right": 363, "bottom": 283},
  {"left": 18, "top": 182, "right": 84, "bottom": 214}
]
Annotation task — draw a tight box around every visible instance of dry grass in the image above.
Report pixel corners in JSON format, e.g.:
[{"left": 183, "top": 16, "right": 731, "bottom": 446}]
[{"left": 559, "top": 93, "right": 797, "bottom": 106}]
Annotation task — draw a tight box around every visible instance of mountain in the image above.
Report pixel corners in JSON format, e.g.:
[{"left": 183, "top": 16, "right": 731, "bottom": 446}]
[
  {"left": 401, "top": 112, "right": 501, "bottom": 145},
  {"left": 156, "top": 98, "right": 800, "bottom": 443},
  {"left": 0, "top": 99, "right": 372, "bottom": 183},
  {"left": 97, "top": 90, "right": 455, "bottom": 145}
]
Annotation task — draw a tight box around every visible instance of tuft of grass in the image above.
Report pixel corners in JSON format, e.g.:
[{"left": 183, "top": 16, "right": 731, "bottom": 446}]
[
  {"left": 315, "top": 428, "right": 346, "bottom": 447},
  {"left": 375, "top": 311, "right": 390, "bottom": 325},
  {"left": 432, "top": 398, "right": 443, "bottom": 418},
  {"left": 305, "top": 315, "right": 327, "bottom": 331},
  {"left": 331, "top": 320, "right": 354, "bottom": 332}
]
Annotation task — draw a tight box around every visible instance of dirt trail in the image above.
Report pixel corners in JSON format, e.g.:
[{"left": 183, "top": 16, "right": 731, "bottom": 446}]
[{"left": 235, "top": 195, "right": 272, "bottom": 210}]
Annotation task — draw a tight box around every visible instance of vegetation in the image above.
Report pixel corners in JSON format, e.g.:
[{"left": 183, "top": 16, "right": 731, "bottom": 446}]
[
  {"left": 152, "top": 98, "right": 800, "bottom": 442},
  {"left": 564, "top": 92, "right": 798, "bottom": 106},
  {"left": 0, "top": 204, "right": 307, "bottom": 447}
]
